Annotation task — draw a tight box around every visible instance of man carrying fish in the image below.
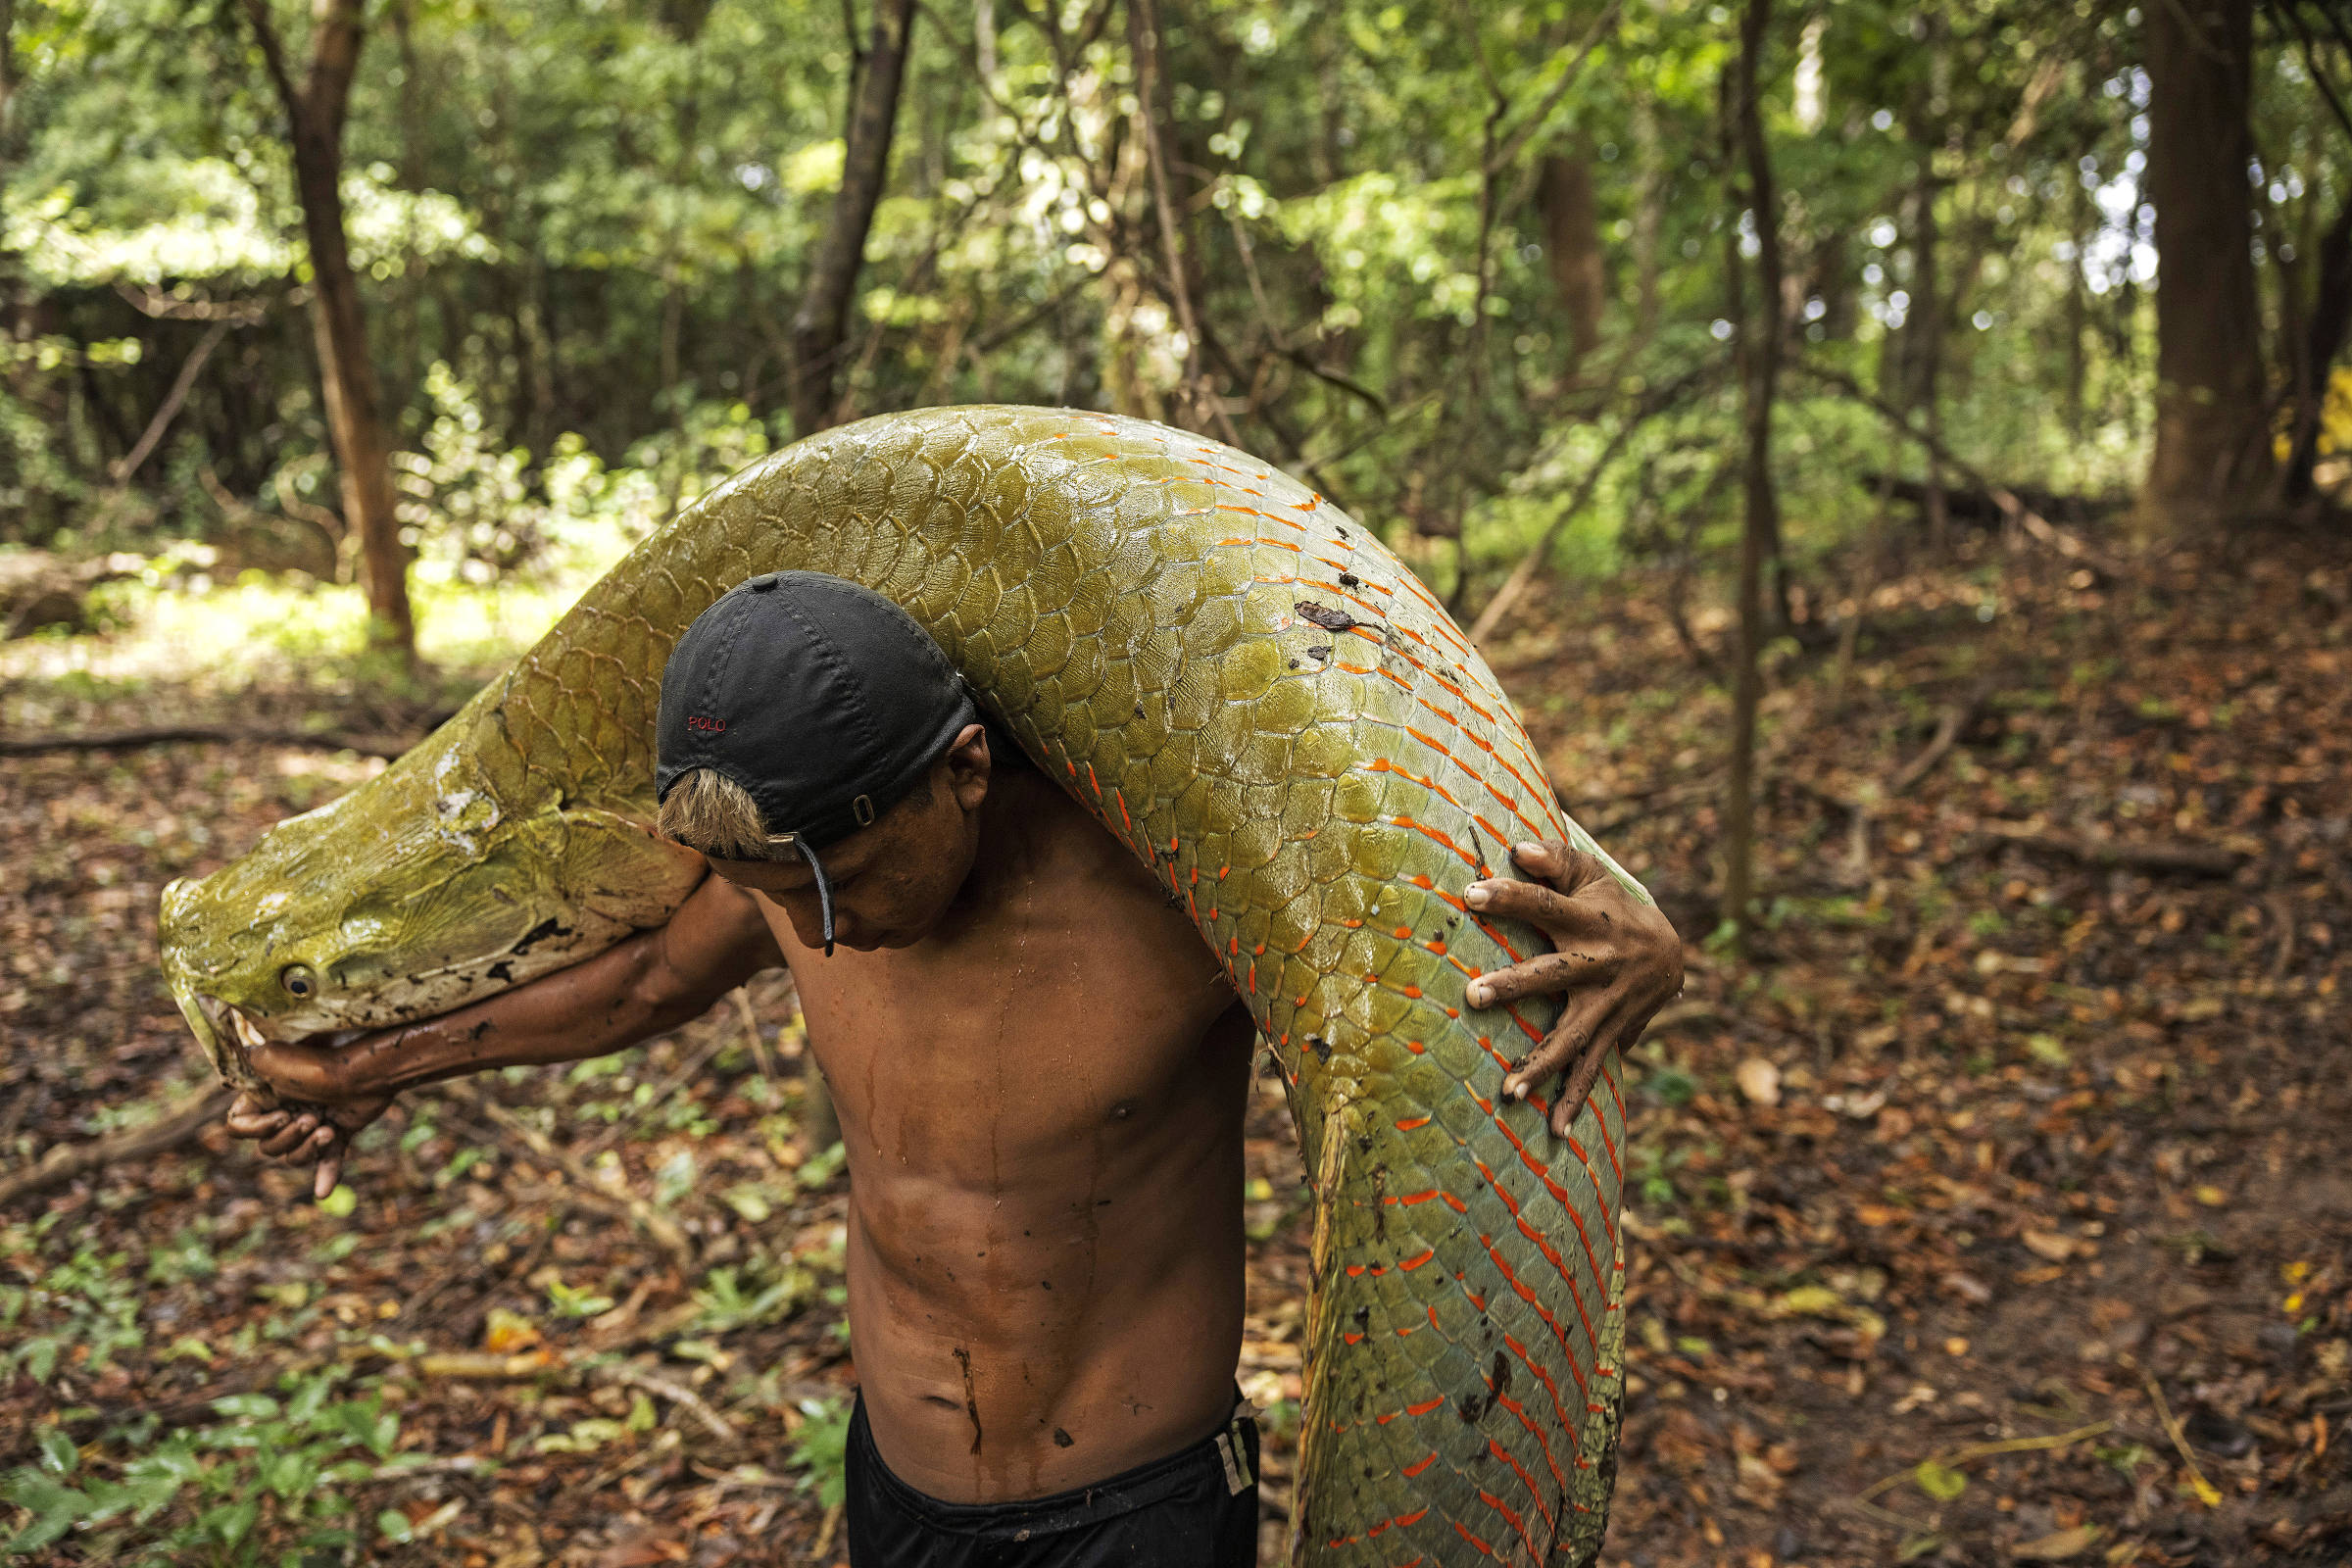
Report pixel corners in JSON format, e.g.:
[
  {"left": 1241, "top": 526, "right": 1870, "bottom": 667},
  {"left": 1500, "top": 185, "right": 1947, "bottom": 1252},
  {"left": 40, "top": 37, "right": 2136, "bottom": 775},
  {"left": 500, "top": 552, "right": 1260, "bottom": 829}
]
[{"left": 223, "top": 570, "right": 1682, "bottom": 1566}]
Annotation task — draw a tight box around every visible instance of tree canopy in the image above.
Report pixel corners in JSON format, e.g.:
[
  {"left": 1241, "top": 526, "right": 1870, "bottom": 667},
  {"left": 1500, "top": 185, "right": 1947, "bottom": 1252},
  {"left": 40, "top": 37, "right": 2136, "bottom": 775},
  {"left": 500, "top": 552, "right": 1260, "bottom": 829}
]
[{"left": 8, "top": 0, "right": 2341, "bottom": 612}]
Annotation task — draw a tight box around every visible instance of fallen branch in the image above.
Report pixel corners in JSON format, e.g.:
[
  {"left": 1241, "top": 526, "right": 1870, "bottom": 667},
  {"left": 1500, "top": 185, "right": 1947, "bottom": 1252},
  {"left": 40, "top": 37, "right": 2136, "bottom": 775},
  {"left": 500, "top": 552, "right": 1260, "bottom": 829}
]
[
  {"left": 811, "top": 1501, "right": 846, "bottom": 1560},
  {"left": 596, "top": 1362, "right": 739, "bottom": 1443},
  {"left": 1796, "top": 361, "right": 2124, "bottom": 577},
  {"left": 1889, "top": 681, "right": 1992, "bottom": 796},
  {"left": 1975, "top": 821, "right": 2249, "bottom": 878},
  {"left": 0, "top": 1087, "right": 231, "bottom": 1207},
  {"left": 2144, "top": 1373, "right": 2223, "bottom": 1508},
  {"left": 0, "top": 726, "right": 415, "bottom": 760},
  {"left": 411, "top": 1352, "right": 736, "bottom": 1443},
  {"left": 416, "top": 1349, "right": 564, "bottom": 1381},
  {"left": 1643, "top": 1001, "right": 1724, "bottom": 1033},
  {"left": 2269, "top": 891, "right": 2298, "bottom": 982},
  {"left": 1852, "top": 1420, "right": 2115, "bottom": 1505},
  {"left": 1, "top": 552, "right": 142, "bottom": 639},
  {"left": 1856, "top": 471, "right": 2129, "bottom": 530},
  {"left": 370, "top": 1454, "right": 500, "bottom": 1483}
]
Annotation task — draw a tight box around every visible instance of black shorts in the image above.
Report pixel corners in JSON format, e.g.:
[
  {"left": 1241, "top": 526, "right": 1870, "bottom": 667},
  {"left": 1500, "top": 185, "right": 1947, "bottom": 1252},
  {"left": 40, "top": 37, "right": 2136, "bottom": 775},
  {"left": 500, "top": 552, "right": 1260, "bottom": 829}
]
[{"left": 844, "top": 1392, "right": 1260, "bottom": 1567}]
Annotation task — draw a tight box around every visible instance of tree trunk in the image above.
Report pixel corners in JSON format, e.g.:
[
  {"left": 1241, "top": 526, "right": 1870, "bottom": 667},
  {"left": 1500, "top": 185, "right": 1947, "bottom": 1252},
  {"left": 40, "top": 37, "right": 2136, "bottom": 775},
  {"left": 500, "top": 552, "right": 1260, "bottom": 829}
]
[
  {"left": 1127, "top": 0, "right": 1216, "bottom": 432},
  {"left": 2065, "top": 171, "right": 2091, "bottom": 433},
  {"left": 1722, "top": 0, "right": 1783, "bottom": 954},
  {"left": 787, "top": 0, "right": 919, "bottom": 436},
  {"left": 1901, "top": 26, "right": 1949, "bottom": 545},
  {"left": 2142, "top": 0, "right": 2270, "bottom": 524},
  {"left": 295, "top": 105, "right": 410, "bottom": 652},
  {"left": 1631, "top": 93, "right": 1663, "bottom": 342},
  {"left": 391, "top": 0, "right": 425, "bottom": 409},
  {"left": 243, "top": 0, "right": 413, "bottom": 655},
  {"left": 1538, "top": 148, "right": 1605, "bottom": 381},
  {"left": 1908, "top": 170, "right": 1948, "bottom": 543},
  {"left": 2283, "top": 193, "right": 2352, "bottom": 502}
]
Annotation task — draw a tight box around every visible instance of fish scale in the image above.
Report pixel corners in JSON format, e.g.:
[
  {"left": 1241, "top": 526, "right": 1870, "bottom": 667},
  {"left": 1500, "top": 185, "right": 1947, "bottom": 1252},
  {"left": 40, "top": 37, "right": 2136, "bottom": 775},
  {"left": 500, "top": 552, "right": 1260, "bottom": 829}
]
[{"left": 160, "top": 405, "right": 1640, "bottom": 1567}]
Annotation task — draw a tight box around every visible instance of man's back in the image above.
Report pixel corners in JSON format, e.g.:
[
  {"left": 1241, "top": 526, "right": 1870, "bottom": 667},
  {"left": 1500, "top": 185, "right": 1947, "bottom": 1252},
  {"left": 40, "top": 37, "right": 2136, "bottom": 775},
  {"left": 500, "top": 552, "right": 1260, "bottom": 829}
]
[{"left": 761, "top": 763, "right": 1254, "bottom": 1504}]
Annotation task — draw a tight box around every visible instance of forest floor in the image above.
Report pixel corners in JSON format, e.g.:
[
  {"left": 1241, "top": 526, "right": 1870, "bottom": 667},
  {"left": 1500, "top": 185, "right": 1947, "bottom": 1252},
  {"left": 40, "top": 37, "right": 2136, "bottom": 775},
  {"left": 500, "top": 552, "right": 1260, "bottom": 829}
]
[{"left": 2, "top": 518, "right": 2348, "bottom": 1567}]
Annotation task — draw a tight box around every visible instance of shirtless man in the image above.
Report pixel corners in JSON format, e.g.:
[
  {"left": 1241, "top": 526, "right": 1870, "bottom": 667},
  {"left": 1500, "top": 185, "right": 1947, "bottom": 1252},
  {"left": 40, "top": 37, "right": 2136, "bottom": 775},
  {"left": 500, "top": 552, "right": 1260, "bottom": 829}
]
[{"left": 227, "top": 571, "right": 1682, "bottom": 1565}]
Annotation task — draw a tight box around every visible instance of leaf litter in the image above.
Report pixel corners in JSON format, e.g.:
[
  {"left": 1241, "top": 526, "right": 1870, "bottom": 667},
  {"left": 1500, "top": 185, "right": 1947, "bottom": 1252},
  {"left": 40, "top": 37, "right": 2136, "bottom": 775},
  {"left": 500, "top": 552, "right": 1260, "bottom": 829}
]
[{"left": 1, "top": 526, "right": 2347, "bottom": 1564}]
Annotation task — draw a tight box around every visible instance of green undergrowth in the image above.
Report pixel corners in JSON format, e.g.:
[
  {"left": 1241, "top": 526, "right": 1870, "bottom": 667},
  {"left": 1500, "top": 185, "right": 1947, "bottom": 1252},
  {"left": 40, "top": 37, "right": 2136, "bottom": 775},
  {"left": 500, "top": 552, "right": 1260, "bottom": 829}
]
[{"left": 0, "top": 1196, "right": 853, "bottom": 1562}]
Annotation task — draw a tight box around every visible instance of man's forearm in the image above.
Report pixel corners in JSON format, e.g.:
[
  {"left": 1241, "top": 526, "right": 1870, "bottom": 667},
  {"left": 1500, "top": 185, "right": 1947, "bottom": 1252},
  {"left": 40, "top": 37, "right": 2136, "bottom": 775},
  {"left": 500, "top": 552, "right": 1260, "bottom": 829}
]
[
  {"left": 341, "top": 944, "right": 702, "bottom": 1092},
  {"left": 331, "top": 874, "right": 780, "bottom": 1097}
]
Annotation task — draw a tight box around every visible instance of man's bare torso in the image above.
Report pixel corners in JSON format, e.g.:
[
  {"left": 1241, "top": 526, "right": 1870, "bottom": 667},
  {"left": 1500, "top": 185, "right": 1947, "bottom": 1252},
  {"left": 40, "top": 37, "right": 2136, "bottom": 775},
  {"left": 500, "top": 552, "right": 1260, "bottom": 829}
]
[{"left": 757, "top": 767, "right": 1252, "bottom": 1504}]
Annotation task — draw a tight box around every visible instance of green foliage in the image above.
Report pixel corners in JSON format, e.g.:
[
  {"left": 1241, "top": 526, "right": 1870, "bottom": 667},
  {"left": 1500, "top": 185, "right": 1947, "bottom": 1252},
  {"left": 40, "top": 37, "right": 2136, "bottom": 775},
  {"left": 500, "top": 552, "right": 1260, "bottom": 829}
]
[
  {"left": 690, "top": 1251, "right": 825, "bottom": 1335},
  {"left": 1912, "top": 1457, "right": 1969, "bottom": 1502},
  {"left": 2, "top": 1247, "right": 145, "bottom": 1389},
  {"left": 0, "top": 1368, "right": 403, "bottom": 1564},
  {"left": 11, "top": 0, "right": 2337, "bottom": 570},
  {"left": 787, "top": 1396, "right": 853, "bottom": 1511},
  {"left": 544, "top": 1276, "right": 616, "bottom": 1318}
]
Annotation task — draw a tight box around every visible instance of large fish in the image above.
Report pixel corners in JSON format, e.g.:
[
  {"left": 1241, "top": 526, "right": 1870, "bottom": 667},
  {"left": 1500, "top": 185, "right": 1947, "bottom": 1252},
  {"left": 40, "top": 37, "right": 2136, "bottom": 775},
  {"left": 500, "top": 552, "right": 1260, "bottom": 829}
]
[{"left": 161, "top": 407, "right": 1639, "bottom": 1565}]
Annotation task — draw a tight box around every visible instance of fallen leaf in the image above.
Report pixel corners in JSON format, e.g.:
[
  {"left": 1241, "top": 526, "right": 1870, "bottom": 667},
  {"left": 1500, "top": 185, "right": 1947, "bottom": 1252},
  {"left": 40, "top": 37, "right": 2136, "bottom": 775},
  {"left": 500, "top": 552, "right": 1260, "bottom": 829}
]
[
  {"left": 1940, "top": 1271, "right": 1994, "bottom": 1304},
  {"left": 1914, "top": 1457, "right": 1967, "bottom": 1500},
  {"left": 1736, "top": 1056, "right": 1781, "bottom": 1106},
  {"left": 2012, "top": 1523, "right": 2101, "bottom": 1560},
  {"left": 482, "top": 1307, "right": 542, "bottom": 1354},
  {"left": 2022, "top": 1229, "right": 2078, "bottom": 1262},
  {"left": 1777, "top": 1285, "right": 1845, "bottom": 1318}
]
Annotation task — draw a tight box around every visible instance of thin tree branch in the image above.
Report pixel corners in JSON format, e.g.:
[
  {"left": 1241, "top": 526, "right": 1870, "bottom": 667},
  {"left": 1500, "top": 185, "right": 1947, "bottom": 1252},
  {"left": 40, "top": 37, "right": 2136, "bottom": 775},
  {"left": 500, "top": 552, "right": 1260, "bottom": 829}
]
[
  {"left": 1484, "top": 0, "right": 1626, "bottom": 176},
  {"left": 112, "top": 320, "right": 231, "bottom": 481},
  {"left": 234, "top": 0, "right": 303, "bottom": 119},
  {"left": 0, "top": 725, "right": 413, "bottom": 760},
  {"left": 2274, "top": 0, "right": 2352, "bottom": 145},
  {"left": 112, "top": 283, "right": 276, "bottom": 323},
  {"left": 1467, "top": 364, "right": 1715, "bottom": 643}
]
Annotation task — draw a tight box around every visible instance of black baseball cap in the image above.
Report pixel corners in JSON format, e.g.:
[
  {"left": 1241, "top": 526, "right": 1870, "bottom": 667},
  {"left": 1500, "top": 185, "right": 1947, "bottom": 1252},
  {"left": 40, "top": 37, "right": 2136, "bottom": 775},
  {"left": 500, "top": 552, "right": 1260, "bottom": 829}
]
[{"left": 656, "top": 570, "right": 980, "bottom": 953}]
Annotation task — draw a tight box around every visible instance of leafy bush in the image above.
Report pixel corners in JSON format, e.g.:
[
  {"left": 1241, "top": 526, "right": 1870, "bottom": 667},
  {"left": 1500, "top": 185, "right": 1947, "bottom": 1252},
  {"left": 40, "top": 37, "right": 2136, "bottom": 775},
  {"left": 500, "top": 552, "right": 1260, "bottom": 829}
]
[
  {"left": 0, "top": 1369, "right": 409, "bottom": 1564},
  {"left": 787, "top": 1396, "right": 853, "bottom": 1511}
]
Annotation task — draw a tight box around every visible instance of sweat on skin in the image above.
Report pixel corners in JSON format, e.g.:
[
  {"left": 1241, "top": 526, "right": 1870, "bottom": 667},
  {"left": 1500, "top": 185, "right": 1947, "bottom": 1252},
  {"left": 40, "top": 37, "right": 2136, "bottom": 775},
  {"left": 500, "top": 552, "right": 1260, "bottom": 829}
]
[{"left": 226, "top": 721, "right": 1681, "bottom": 1507}]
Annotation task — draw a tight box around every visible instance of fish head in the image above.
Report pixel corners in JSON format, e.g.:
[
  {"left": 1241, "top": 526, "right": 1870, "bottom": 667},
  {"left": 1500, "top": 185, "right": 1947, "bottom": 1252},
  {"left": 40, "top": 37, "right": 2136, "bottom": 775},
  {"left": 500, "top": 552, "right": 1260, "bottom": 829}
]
[{"left": 160, "top": 717, "right": 704, "bottom": 1096}]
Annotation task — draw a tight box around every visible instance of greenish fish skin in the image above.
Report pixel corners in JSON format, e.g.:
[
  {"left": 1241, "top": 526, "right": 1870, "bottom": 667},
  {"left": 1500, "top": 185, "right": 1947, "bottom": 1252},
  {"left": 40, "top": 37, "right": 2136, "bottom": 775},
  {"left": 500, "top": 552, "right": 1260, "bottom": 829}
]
[{"left": 159, "top": 407, "right": 1642, "bottom": 1566}]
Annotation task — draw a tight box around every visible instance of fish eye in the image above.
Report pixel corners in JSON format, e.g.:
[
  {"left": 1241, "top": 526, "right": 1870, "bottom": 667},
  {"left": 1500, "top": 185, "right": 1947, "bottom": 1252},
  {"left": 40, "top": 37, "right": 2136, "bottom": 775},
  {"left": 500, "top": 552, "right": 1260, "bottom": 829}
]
[{"left": 280, "top": 964, "right": 317, "bottom": 999}]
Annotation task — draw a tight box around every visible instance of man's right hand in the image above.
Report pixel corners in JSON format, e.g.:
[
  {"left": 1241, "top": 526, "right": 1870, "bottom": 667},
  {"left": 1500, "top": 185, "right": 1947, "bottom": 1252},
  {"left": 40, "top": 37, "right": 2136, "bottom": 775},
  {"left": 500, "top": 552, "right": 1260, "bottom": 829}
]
[{"left": 224, "top": 1078, "right": 394, "bottom": 1201}]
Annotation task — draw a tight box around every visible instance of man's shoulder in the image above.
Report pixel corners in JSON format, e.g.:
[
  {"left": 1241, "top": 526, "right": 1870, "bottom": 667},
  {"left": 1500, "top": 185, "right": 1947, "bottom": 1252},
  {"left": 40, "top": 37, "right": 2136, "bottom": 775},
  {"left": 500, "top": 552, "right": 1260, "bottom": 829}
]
[{"left": 993, "top": 771, "right": 1182, "bottom": 907}]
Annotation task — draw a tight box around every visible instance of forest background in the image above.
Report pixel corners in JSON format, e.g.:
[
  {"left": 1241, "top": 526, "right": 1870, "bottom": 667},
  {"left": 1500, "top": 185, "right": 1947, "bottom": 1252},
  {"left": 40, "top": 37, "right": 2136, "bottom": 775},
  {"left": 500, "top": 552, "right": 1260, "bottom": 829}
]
[{"left": 2, "top": 0, "right": 2349, "bottom": 1563}]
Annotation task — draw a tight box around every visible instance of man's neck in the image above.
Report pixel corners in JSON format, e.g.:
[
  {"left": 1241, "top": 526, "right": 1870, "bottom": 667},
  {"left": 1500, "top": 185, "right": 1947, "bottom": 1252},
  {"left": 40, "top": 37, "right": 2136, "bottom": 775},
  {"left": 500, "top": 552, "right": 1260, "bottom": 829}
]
[{"left": 945, "top": 762, "right": 1068, "bottom": 923}]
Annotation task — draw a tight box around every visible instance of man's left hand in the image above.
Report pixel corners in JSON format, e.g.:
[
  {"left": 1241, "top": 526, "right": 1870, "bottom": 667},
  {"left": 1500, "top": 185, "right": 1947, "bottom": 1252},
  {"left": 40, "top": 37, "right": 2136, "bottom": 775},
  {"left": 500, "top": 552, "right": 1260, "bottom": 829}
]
[{"left": 1461, "top": 839, "right": 1684, "bottom": 1137}]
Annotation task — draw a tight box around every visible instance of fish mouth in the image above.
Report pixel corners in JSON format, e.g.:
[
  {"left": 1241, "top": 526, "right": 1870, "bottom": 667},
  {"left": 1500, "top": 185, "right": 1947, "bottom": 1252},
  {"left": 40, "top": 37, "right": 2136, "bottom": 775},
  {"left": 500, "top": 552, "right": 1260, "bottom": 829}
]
[
  {"left": 196, "top": 994, "right": 272, "bottom": 1054},
  {"left": 188, "top": 994, "right": 368, "bottom": 1077}
]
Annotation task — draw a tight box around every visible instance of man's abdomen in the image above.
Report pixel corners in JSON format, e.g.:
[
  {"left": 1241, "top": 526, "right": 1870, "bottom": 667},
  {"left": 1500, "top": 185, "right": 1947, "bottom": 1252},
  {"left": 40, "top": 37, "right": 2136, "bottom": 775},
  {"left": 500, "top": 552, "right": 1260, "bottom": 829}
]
[{"left": 839, "top": 1077, "right": 1250, "bottom": 1505}]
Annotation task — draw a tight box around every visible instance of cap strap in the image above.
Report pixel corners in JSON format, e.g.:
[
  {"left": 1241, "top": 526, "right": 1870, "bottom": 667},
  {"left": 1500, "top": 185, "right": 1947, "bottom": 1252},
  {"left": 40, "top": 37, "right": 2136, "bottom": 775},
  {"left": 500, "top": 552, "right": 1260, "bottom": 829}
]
[
  {"left": 764, "top": 833, "right": 838, "bottom": 956},
  {"left": 795, "top": 840, "right": 837, "bottom": 957}
]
